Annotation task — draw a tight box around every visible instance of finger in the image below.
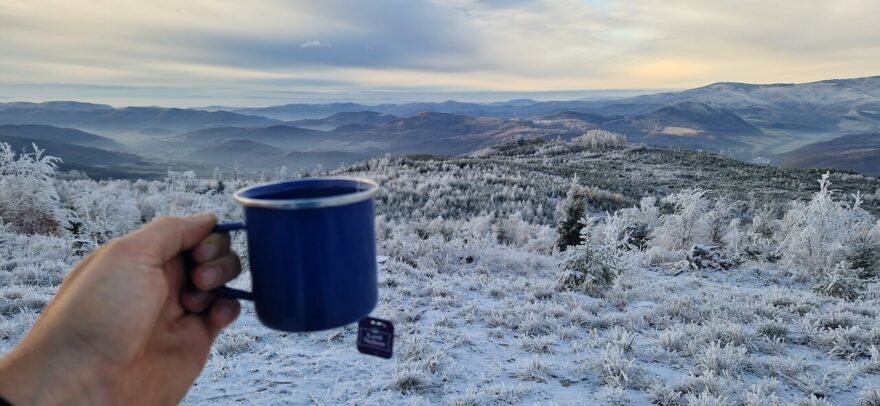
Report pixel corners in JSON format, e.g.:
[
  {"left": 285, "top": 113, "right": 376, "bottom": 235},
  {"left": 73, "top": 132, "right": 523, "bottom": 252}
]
[
  {"left": 180, "top": 289, "right": 217, "bottom": 314},
  {"left": 206, "top": 298, "right": 240, "bottom": 338},
  {"left": 124, "top": 214, "right": 217, "bottom": 265},
  {"left": 190, "top": 232, "right": 231, "bottom": 263},
  {"left": 191, "top": 253, "right": 241, "bottom": 291},
  {"left": 163, "top": 255, "right": 189, "bottom": 297}
]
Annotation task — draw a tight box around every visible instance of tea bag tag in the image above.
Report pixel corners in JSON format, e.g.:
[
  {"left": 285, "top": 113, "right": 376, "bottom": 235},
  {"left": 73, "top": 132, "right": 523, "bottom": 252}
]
[{"left": 357, "top": 317, "right": 394, "bottom": 359}]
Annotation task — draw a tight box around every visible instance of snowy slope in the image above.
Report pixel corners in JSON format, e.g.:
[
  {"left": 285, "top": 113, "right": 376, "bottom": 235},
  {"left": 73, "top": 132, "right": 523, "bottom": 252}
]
[{"left": 1, "top": 141, "right": 879, "bottom": 404}]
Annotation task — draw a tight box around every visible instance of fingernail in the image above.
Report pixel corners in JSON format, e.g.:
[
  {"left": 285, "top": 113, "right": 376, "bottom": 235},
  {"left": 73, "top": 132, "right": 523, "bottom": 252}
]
[{"left": 194, "top": 213, "right": 215, "bottom": 221}]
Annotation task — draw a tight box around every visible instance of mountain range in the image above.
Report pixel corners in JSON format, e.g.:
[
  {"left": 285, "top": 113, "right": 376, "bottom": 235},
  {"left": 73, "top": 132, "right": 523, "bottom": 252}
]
[
  {"left": 780, "top": 132, "right": 880, "bottom": 176},
  {"left": 1, "top": 75, "right": 878, "bottom": 178},
  {"left": 0, "top": 102, "right": 279, "bottom": 135}
]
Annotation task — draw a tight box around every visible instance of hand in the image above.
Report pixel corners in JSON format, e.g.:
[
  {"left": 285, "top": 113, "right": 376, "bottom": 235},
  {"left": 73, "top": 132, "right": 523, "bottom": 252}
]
[{"left": 0, "top": 214, "right": 242, "bottom": 405}]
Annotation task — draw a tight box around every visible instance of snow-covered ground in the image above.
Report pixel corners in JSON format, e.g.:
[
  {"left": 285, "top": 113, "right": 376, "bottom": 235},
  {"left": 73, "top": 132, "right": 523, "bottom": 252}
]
[
  {"left": 184, "top": 243, "right": 880, "bottom": 404},
  {"left": 2, "top": 142, "right": 880, "bottom": 405}
]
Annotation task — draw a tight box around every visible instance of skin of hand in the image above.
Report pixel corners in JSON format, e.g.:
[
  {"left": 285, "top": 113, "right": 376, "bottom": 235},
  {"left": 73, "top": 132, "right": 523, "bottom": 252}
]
[{"left": 0, "top": 214, "right": 243, "bottom": 405}]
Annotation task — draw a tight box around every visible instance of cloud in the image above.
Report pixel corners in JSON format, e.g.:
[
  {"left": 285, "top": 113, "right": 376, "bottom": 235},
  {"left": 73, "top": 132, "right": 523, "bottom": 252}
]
[
  {"left": 300, "top": 40, "right": 332, "bottom": 48},
  {"left": 0, "top": 0, "right": 878, "bottom": 105}
]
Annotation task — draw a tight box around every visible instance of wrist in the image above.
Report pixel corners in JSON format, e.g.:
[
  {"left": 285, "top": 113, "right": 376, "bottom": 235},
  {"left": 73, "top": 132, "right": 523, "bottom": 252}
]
[{"left": 0, "top": 337, "right": 110, "bottom": 405}]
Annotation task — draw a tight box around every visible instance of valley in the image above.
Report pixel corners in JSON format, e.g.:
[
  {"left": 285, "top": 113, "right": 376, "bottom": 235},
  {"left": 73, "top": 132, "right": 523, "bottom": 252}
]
[{"left": 2, "top": 75, "right": 880, "bottom": 179}]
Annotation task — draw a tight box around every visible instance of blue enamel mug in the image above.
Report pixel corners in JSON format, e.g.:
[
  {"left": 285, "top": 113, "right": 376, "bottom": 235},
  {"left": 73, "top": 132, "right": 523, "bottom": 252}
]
[{"left": 213, "top": 177, "right": 379, "bottom": 332}]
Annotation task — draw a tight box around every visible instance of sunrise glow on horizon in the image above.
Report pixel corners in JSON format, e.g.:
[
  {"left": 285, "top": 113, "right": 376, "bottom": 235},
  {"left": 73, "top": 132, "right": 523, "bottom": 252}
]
[{"left": 1, "top": 0, "right": 878, "bottom": 106}]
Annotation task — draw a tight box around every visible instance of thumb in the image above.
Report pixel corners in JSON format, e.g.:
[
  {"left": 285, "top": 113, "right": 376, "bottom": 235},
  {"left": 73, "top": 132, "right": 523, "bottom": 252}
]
[{"left": 127, "top": 214, "right": 218, "bottom": 264}]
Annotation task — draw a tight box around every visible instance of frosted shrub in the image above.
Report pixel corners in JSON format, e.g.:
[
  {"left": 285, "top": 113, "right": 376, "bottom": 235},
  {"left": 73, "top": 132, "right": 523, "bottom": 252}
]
[
  {"left": 645, "top": 382, "right": 682, "bottom": 405},
  {"left": 595, "top": 386, "right": 631, "bottom": 404},
  {"left": 617, "top": 197, "right": 660, "bottom": 250},
  {"left": 557, "top": 218, "right": 621, "bottom": 296},
  {"left": 858, "top": 385, "right": 880, "bottom": 406},
  {"left": 598, "top": 344, "right": 644, "bottom": 388},
  {"left": 572, "top": 129, "right": 627, "bottom": 150},
  {"left": 756, "top": 319, "right": 789, "bottom": 340},
  {"left": 524, "top": 226, "right": 556, "bottom": 255},
  {"left": 651, "top": 189, "right": 710, "bottom": 250},
  {"left": 555, "top": 178, "right": 631, "bottom": 250},
  {"left": 515, "top": 356, "right": 553, "bottom": 382},
  {"left": 776, "top": 173, "right": 874, "bottom": 276},
  {"left": 166, "top": 169, "right": 200, "bottom": 193},
  {"left": 695, "top": 341, "right": 748, "bottom": 376},
  {"left": 644, "top": 246, "right": 686, "bottom": 267},
  {"left": 734, "top": 206, "right": 781, "bottom": 261},
  {"left": 809, "top": 325, "right": 874, "bottom": 360},
  {"left": 0, "top": 143, "right": 67, "bottom": 235},
  {"left": 812, "top": 262, "right": 864, "bottom": 301},
  {"left": 684, "top": 391, "right": 729, "bottom": 406},
  {"left": 70, "top": 180, "right": 142, "bottom": 244},
  {"left": 213, "top": 329, "right": 257, "bottom": 357},
  {"left": 703, "top": 197, "right": 742, "bottom": 247},
  {"left": 492, "top": 210, "right": 555, "bottom": 253},
  {"left": 741, "top": 378, "right": 784, "bottom": 406},
  {"left": 392, "top": 367, "right": 432, "bottom": 393},
  {"left": 846, "top": 227, "right": 880, "bottom": 279},
  {"left": 675, "top": 372, "right": 725, "bottom": 398},
  {"left": 535, "top": 140, "right": 576, "bottom": 156},
  {"left": 493, "top": 211, "right": 531, "bottom": 246}
]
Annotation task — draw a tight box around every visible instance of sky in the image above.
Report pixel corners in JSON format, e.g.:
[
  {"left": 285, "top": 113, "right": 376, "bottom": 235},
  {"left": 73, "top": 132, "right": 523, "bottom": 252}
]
[{"left": 1, "top": 0, "right": 879, "bottom": 107}]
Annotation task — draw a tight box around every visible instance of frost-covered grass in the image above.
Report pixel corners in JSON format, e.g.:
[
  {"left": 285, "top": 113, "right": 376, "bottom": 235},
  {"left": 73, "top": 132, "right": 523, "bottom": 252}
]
[{"left": 1, "top": 142, "right": 880, "bottom": 404}]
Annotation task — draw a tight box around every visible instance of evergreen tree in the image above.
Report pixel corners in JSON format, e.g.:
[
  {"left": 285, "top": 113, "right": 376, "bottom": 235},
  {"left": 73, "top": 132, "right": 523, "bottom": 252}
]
[{"left": 556, "top": 178, "right": 587, "bottom": 251}]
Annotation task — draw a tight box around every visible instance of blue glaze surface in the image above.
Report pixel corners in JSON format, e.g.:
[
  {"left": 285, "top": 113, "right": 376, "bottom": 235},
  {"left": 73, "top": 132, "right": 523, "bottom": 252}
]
[{"left": 215, "top": 177, "right": 378, "bottom": 332}]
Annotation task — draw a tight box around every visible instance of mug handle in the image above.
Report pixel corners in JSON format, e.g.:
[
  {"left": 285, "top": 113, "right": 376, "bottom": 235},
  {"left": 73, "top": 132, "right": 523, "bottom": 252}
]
[{"left": 211, "top": 222, "right": 254, "bottom": 301}]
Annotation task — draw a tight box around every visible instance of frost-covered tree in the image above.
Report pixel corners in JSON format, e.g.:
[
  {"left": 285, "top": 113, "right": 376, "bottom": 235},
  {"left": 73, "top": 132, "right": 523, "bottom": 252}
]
[
  {"left": 703, "top": 197, "right": 741, "bottom": 247},
  {"left": 557, "top": 216, "right": 622, "bottom": 296},
  {"left": 556, "top": 179, "right": 588, "bottom": 250},
  {"left": 651, "top": 188, "right": 711, "bottom": 250},
  {"left": 845, "top": 227, "right": 880, "bottom": 279},
  {"left": 775, "top": 173, "right": 874, "bottom": 276},
  {"left": 812, "top": 261, "right": 863, "bottom": 301},
  {"left": 494, "top": 211, "right": 532, "bottom": 247},
  {"left": 556, "top": 178, "right": 631, "bottom": 251},
  {"left": 617, "top": 197, "right": 660, "bottom": 250},
  {"left": 572, "top": 129, "right": 627, "bottom": 150},
  {"left": 68, "top": 180, "right": 142, "bottom": 244},
  {"left": 0, "top": 143, "right": 67, "bottom": 235},
  {"left": 736, "top": 205, "right": 780, "bottom": 261}
]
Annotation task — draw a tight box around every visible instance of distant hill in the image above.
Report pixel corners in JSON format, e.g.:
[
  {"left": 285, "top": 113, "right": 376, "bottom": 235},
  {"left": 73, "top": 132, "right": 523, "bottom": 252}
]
[
  {"left": 538, "top": 111, "right": 621, "bottom": 124},
  {"left": 0, "top": 134, "right": 168, "bottom": 179},
  {"left": 0, "top": 124, "right": 125, "bottom": 150},
  {"left": 5, "top": 75, "right": 880, "bottom": 176},
  {"left": 179, "top": 125, "right": 327, "bottom": 150},
  {"left": 229, "top": 100, "right": 599, "bottom": 120},
  {"left": 780, "top": 132, "right": 880, "bottom": 176},
  {"left": 533, "top": 103, "right": 761, "bottom": 155},
  {"left": 208, "top": 139, "right": 283, "bottom": 155},
  {"left": 228, "top": 76, "right": 880, "bottom": 135},
  {"left": 622, "top": 76, "right": 880, "bottom": 133},
  {"left": 231, "top": 103, "right": 373, "bottom": 121},
  {"left": 0, "top": 105, "right": 280, "bottom": 133},
  {"left": 188, "top": 139, "right": 369, "bottom": 171},
  {"left": 376, "top": 112, "right": 508, "bottom": 133},
  {"left": 357, "top": 112, "right": 580, "bottom": 155},
  {"left": 627, "top": 102, "right": 762, "bottom": 137},
  {"left": 288, "top": 111, "right": 399, "bottom": 130},
  {"left": 0, "top": 101, "right": 113, "bottom": 111},
  {"left": 159, "top": 112, "right": 582, "bottom": 160},
  {"left": 138, "top": 127, "right": 176, "bottom": 136}
]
